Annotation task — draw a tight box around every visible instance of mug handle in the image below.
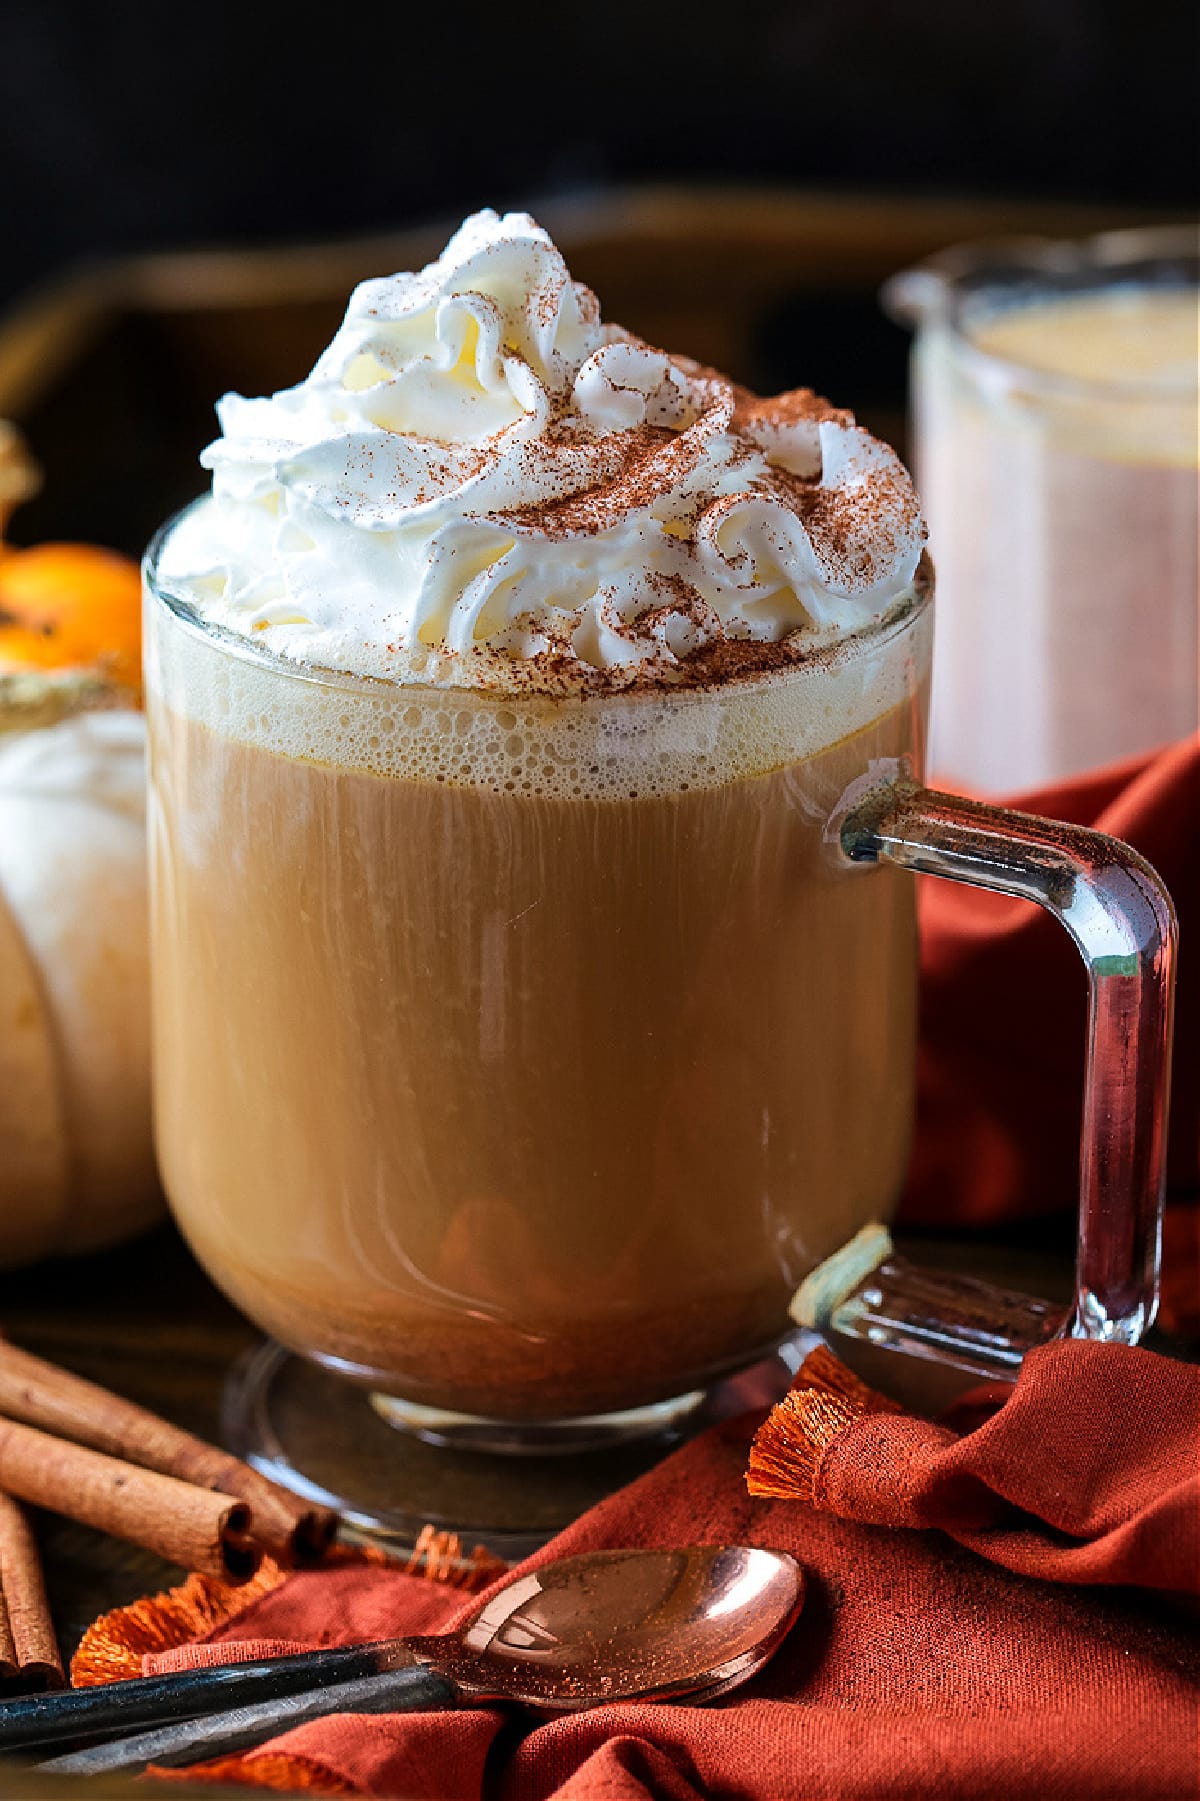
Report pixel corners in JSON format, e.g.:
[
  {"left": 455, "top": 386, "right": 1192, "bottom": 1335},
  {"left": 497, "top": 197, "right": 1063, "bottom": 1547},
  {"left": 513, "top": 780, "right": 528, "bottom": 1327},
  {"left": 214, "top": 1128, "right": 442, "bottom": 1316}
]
[{"left": 796, "top": 778, "right": 1177, "bottom": 1381}]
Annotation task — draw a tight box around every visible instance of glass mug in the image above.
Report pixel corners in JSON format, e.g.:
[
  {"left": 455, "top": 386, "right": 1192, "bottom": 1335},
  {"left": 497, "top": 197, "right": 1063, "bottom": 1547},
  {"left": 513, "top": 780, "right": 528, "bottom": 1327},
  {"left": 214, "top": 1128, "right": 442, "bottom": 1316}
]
[
  {"left": 885, "top": 224, "right": 1199, "bottom": 794},
  {"left": 145, "top": 529, "right": 1175, "bottom": 1470}
]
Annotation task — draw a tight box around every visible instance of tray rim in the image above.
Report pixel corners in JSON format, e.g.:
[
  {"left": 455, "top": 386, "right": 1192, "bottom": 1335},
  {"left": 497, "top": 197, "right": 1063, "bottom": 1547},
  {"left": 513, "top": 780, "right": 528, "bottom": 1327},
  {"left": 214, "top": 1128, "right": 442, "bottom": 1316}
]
[{"left": 0, "top": 180, "right": 1175, "bottom": 419}]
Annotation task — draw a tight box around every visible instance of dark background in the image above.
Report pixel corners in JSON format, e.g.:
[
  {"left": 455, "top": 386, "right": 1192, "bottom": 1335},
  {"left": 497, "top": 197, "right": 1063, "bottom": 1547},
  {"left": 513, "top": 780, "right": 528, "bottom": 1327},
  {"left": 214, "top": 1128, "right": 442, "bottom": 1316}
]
[{"left": 2, "top": 0, "right": 1197, "bottom": 307}]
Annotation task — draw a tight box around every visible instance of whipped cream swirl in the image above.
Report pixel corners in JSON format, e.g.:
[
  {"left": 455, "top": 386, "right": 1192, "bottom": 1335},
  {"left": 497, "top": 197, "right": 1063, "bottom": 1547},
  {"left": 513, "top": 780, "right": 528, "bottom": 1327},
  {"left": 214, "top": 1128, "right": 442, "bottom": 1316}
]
[{"left": 158, "top": 210, "right": 926, "bottom": 692}]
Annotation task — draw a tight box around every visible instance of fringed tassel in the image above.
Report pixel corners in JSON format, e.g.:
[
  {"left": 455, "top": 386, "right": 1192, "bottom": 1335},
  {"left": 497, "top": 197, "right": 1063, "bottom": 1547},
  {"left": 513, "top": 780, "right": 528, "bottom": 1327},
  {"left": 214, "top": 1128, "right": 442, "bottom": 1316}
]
[
  {"left": 71, "top": 1559, "right": 291, "bottom": 1686},
  {"left": 746, "top": 1345, "right": 902, "bottom": 1503},
  {"left": 72, "top": 1527, "right": 508, "bottom": 1691},
  {"left": 402, "top": 1524, "right": 508, "bottom": 1591},
  {"left": 746, "top": 1388, "right": 859, "bottom": 1500}
]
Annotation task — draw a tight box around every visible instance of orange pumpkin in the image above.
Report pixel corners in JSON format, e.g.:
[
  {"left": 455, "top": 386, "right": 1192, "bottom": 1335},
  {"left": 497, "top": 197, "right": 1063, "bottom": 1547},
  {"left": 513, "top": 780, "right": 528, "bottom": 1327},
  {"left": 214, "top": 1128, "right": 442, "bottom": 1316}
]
[
  {"left": 0, "top": 542, "right": 142, "bottom": 695},
  {"left": 0, "top": 424, "right": 157, "bottom": 1264}
]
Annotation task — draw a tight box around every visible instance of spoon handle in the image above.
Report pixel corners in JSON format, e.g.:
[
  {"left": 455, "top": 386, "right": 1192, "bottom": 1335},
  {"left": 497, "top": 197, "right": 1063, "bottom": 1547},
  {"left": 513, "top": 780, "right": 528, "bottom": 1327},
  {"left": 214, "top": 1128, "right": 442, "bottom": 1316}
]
[
  {"left": 39, "top": 1666, "right": 461, "bottom": 1776},
  {"left": 0, "top": 1640, "right": 405, "bottom": 1753}
]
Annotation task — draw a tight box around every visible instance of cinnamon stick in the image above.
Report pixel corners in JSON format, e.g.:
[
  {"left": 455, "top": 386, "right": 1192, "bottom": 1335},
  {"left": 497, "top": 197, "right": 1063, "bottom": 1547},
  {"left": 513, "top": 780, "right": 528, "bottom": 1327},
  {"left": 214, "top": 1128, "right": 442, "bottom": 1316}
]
[
  {"left": 0, "top": 1490, "right": 62, "bottom": 1689},
  {"left": 0, "top": 1417, "right": 259, "bottom": 1582},
  {"left": 0, "top": 1341, "right": 336, "bottom": 1563}
]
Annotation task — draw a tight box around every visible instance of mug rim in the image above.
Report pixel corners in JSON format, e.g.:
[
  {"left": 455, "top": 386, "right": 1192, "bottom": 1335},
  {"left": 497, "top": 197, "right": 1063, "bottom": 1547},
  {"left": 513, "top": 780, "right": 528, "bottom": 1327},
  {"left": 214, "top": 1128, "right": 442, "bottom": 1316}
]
[{"left": 882, "top": 221, "right": 1200, "bottom": 407}]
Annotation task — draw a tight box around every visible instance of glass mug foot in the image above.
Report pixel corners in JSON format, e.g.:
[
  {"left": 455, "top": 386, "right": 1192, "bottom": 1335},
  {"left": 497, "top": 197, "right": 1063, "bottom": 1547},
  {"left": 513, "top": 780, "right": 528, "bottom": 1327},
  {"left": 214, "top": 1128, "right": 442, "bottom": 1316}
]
[
  {"left": 368, "top": 1389, "right": 708, "bottom": 1456},
  {"left": 221, "top": 1336, "right": 813, "bottom": 1558}
]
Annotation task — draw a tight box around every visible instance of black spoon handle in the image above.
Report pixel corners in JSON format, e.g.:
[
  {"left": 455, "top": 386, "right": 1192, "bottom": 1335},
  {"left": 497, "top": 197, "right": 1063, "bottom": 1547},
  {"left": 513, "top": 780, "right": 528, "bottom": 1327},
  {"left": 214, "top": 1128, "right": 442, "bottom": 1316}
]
[
  {"left": 0, "top": 1639, "right": 400, "bottom": 1753},
  {"left": 40, "top": 1666, "right": 461, "bottom": 1776}
]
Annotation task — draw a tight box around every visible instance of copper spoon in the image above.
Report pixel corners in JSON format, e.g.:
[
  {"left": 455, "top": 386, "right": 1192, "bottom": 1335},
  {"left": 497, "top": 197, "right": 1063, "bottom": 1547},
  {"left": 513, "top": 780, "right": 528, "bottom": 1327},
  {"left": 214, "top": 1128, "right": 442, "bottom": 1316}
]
[{"left": 40, "top": 1545, "right": 803, "bottom": 1776}]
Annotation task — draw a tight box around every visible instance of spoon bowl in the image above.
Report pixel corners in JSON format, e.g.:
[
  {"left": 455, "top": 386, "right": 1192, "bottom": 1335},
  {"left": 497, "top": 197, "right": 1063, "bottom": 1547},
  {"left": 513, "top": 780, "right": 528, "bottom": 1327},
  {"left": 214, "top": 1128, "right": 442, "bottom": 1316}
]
[{"left": 418, "top": 1544, "right": 805, "bottom": 1710}]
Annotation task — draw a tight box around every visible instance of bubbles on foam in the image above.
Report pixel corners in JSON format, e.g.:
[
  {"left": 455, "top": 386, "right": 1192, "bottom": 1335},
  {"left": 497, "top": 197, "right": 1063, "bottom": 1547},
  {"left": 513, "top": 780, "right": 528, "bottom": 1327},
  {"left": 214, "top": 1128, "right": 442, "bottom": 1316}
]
[{"left": 148, "top": 592, "right": 931, "bottom": 801}]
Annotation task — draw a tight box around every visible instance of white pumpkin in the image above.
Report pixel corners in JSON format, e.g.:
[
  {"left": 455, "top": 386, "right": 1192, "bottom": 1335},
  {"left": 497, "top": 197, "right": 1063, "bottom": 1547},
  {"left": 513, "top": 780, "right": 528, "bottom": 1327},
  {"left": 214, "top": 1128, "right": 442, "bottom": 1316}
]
[{"left": 0, "top": 709, "right": 160, "bottom": 1264}]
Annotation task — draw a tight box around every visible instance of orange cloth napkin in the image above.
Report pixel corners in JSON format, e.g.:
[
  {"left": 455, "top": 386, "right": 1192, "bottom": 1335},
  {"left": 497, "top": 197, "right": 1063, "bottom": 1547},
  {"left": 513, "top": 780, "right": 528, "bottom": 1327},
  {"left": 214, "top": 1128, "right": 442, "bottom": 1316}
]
[
  {"left": 749, "top": 1341, "right": 1200, "bottom": 1592},
  {"left": 905, "top": 735, "right": 1200, "bottom": 1335},
  {"left": 133, "top": 1339, "right": 1199, "bottom": 1799}
]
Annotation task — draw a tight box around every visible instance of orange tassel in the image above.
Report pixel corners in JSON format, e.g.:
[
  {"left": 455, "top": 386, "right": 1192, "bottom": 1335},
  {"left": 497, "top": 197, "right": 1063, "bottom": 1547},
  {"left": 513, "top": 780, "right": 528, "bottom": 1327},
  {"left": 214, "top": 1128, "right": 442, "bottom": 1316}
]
[
  {"left": 747, "top": 1389, "right": 859, "bottom": 1500},
  {"left": 72, "top": 1527, "right": 508, "bottom": 1690},
  {"left": 746, "top": 1346, "right": 902, "bottom": 1502},
  {"left": 71, "top": 1560, "right": 291, "bottom": 1687},
  {"left": 402, "top": 1524, "right": 508, "bottom": 1591}
]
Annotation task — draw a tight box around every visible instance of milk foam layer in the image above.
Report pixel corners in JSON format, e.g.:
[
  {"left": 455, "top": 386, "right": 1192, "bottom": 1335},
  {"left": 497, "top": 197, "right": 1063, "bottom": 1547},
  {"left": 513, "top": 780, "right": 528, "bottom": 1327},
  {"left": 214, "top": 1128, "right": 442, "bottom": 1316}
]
[
  {"left": 156, "top": 210, "right": 926, "bottom": 695},
  {"left": 149, "top": 593, "right": 932, "bottom": 801}
]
